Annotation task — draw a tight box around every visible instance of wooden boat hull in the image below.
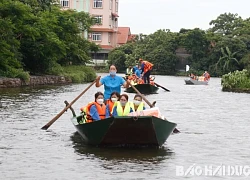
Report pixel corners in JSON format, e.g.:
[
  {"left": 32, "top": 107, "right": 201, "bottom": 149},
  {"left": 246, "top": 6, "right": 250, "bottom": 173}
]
[
  {"left": 125, "top": 84, "right": 159, "bottom": 94},
  {"left": 185, "top": 78, "right": 208, "bottom": 85},
  {"left": 71, "top": 116, "right": 177, "bottom": 147}
]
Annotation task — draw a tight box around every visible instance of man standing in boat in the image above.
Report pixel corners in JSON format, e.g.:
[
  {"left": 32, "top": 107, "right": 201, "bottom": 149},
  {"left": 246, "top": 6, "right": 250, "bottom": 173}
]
[
  {"left": 95, "top": 65, "right": 130, "bottom": 102},
  {"left": 139, "top": 58, "right": 153, "bottom": 84}
]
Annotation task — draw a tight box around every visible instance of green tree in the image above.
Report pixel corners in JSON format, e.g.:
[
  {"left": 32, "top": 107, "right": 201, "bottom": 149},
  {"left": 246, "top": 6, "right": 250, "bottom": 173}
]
[
  {"left": 107, "top": 50, "right": 126, "bottom": 72},
  {"left": 216, "top": 47, "right": 240, "bottom": 73},
  {"left": 209, "top": 13, "right": 244, "bottom": 35}
]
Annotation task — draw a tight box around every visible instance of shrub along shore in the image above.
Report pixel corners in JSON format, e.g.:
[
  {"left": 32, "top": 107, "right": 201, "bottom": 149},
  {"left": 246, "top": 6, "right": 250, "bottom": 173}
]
[{"left": 221, "top": 69, "right": 250, "bottom": 93}]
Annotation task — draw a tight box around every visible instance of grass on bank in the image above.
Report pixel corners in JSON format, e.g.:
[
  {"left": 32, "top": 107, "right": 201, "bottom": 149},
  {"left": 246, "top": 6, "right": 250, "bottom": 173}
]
[
  {"left": 49, "top": 65, "right": 97, "bottom": 83},
  {"left": 0, "top": 67, "right": 30, "bottom": 82},
  {"left": 0, "top": 65, "right": 97, "bottom": 83}
]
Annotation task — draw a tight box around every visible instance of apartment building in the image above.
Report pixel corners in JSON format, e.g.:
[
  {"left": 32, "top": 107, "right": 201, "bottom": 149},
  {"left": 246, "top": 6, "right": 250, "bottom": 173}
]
[{"left": 59, "top": 0, "right": 119, "bottom": 65}]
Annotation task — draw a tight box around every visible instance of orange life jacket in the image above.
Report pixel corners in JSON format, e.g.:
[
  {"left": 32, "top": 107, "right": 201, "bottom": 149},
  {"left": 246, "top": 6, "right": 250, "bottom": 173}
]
[
  {"left": 106, "top": 99, "right": 114, "bottom": 115},
  {"left": 85, "top": 102, "right": 107, "bottom": 123},
  {"left": 142, "top": 61, "right": 153, "bottom": 73},
  {"left": 128, "top": 76, "right": 133, "bottom": 80},
  {"left": 138, "top": 79, "right": 144, "bottom": 84}
]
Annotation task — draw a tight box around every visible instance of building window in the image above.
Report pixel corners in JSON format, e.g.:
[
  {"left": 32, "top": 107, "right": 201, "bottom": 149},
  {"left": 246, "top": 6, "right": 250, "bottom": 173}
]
[
  {"left": 93, "top": 0, "right": 102, "bottom": 8},
  {"left": 94, "top": 15, "right": 102, "bottom": 24},
  {"left": 92, "top": 33, "right": 102, "bottom": 41},
  {"left": 115, "top": 0, "right": 118, "bottom": 12},
  {"left": 60, "top": 0, "right": 69, "bottom": 7},
  {"left": 109, "top": 0, "right": 113, "bottom": 10}
]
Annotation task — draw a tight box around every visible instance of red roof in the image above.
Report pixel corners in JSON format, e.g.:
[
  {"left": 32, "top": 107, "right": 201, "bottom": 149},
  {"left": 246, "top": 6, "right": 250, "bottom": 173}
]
[
  {"left": 117, "top": 27, "right": 131, "bottom": 44},
  {"left": 128, "top": 34, "right": 136, "bottom": 42}
]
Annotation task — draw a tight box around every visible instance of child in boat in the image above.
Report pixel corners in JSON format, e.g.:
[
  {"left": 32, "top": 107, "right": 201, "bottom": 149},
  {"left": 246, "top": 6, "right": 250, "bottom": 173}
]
[
  {"left": 112, "top": 94, "right": 133, "bottom": 116},
  {"left": 80, "top": 92, "right": 110, "bottom": 123},
  {"left": 131, "top": 94, "right": 146, "bottom": 112},
  {"left": 105, "top": 91, "right": 120, "bottom": 115}
]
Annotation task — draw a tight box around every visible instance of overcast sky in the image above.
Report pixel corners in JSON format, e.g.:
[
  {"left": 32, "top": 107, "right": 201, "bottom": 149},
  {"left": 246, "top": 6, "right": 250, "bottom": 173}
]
[{"left": 118, "top": 0, "right": 250, "bottom": 35}]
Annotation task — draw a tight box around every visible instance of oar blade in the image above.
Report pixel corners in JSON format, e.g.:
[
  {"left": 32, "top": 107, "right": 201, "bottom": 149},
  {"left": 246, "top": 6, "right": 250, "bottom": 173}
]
[
  {"left": 41, "top": 125, "right": 49, "bottom": 130},
  {"left": 155, "top": 82, "right": 170, "bottom": 92}
]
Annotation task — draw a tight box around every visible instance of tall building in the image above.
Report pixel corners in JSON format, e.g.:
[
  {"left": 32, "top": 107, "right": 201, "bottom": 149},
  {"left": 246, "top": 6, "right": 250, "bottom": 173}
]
[{"left": 59, "top": 0, "right": 119, "bottom": 65}]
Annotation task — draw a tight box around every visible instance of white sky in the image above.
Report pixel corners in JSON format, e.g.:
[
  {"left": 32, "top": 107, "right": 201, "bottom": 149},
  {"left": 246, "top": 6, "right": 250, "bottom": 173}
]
[{"left": 118, "top": 0, "right": 250, "bottom": 34}]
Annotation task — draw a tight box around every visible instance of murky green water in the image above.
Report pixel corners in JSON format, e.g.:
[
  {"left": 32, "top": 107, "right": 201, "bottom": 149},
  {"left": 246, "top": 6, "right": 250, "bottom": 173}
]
[{"left": 1, "top": 74, "right": 250, "bottom": 179}]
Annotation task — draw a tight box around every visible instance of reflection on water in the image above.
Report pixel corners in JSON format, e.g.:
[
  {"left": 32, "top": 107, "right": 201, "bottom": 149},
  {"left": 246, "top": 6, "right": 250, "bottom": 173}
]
[{"left": 70, "top": 132, "right": 174, "bottom": 163}]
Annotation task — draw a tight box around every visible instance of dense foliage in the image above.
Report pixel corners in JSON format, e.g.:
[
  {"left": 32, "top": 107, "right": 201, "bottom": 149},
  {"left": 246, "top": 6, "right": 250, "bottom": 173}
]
[
  {"left": 221, "top": 69, "right": 250, "bottom": 90},
  {"left": 108, "top": 13, "right": 250, "bottom": 77},
  {"left": 0, "top": 0, "right": 98, "bottom": 80}
]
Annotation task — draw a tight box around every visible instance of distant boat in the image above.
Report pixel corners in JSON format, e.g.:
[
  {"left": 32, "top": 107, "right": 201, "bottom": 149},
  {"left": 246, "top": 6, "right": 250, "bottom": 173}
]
[
  {"left": 124, "top": 83, "right": 159, "bottom": 94},
  {"left": 184, "top": 78, "right": 209, "bottom": 85}
]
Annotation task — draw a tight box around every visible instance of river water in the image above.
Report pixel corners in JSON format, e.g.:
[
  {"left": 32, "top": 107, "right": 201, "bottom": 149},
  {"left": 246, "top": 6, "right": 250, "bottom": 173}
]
[{"left": 0, "top": 74, "right": 250, "bottom": 180}]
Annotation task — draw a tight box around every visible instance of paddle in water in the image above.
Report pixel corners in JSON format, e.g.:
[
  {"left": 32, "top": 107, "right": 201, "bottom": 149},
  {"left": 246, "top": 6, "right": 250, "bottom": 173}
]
[
  {"left": 41, "top": 78, "right": 98, "bottom": 130},
  {"left": 154, "top": 82, "right": 170, "bottom": 92},
  {"left": 126, "top": 80, "right": 180, "bottom": 133}
]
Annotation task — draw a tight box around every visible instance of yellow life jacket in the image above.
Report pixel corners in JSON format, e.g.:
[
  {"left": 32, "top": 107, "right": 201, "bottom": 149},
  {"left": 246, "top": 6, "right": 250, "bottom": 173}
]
[
  {"left": 113, "top": 101, "right": 132, "bottom": 116},
  {"left": 131, "top": 102, "right": 145, "bottom": 112},
  {"left": 126, "top": 68, "right": 133, "bottom": 75}
]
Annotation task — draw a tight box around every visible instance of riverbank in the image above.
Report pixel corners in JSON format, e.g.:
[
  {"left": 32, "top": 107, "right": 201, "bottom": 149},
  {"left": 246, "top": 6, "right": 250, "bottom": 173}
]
[
  {"left": 0, "top": 75, "right": 72, "bottom": 88},
  {"left": 222, "top": 87, "right": 250, "bottom": 93},
  {"left": 0, "top": 66, "right": 97, "bottom": 88}
]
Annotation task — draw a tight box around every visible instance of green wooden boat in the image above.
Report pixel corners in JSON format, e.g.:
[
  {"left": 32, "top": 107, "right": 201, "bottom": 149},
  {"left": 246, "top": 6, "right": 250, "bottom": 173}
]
[
  {"left": 124, "top": 84, "right": 159, "bottom": 94},
  {"left": 71, "top": 115, "right": 177, "bottom": 147}
]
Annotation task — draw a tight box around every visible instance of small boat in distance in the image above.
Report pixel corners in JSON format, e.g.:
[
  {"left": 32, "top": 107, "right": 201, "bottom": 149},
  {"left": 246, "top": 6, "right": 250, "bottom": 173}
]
[
  {"left": 124, "top": 75, "right": 159, "bottom": 94},
  {"left": 185, "top": 78, "right": 209, "bottom": 85},
  {"left": 125, "top": 83, "right": 159, "bottom": 94},
  {"left": 184, "top": 70, "right": 210, "bottom": 85}
]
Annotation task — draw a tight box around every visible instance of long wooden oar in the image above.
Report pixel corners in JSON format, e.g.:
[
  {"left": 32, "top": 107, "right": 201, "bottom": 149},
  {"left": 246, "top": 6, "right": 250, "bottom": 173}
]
[
  {"left": 126, "top": 80, "right": 180, "bottom": 133},
  {"left": 41, "top": 78, "right": 97, "bottom": 130},
  {"left": 154, "top": 82, "right": 170, "bottom": 92}
]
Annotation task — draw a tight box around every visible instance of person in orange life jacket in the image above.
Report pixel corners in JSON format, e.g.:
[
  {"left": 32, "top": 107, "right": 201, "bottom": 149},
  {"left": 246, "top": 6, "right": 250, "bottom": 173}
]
[
  {"left": 87, "top": 92, "right": 110, "bottom": 121},
  {"left": 105, "top": 91, "right": 120, "bottom": 115},
  {"left": 132, "top": 94, "right": 146, "bottom": 112},
  {"left": 112, "top": 94, "right": 133, "bottom": 117},
  {"left": 203, "top": 71, "right": 210, "bottom": 81},
  {"left": 96, "top": 65, "right": 130, "bottom": 101},
  {"left": 139, "top": 58, "right": 153, "bottom": 84},
  {"left": 189, "top": 73, "right": 195, "bottom": 79}
]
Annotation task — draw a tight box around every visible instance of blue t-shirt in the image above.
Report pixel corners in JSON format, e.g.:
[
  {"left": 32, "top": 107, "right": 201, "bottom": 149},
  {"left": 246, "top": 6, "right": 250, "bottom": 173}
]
[
  {"left": 100, "top": 75, "right": 125, "bottom": 100},
  {"left": 135, "top": 69, "right": 141, "bottom": 77},
  {"left": 133, "top": 66, "right": 138, "bottom": 73}
]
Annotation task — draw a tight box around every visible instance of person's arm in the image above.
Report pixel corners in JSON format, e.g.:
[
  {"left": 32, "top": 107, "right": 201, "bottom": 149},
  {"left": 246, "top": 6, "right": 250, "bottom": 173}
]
[
  {"left": 140, "top": 63, "right": 145, "bottom": 74},
  {"left": 89, "top": 105, "right": 100, "bottom": 121},
  {"left": 121, "top": 77, "right": 130, "bottom": 88},
  {"left": 95, "top": 76, "right": 103, "bottom": 87},
  {"left": 112, "top": 106, "right": 118, "bottom": 117}
]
